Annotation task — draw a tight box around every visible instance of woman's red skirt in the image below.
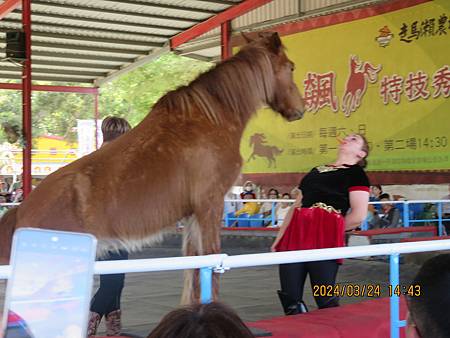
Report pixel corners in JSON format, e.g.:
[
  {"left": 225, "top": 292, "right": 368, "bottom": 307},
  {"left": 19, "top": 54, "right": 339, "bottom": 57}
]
[{"left": 275, "top": 206, "right": 345, "bottom": 262}]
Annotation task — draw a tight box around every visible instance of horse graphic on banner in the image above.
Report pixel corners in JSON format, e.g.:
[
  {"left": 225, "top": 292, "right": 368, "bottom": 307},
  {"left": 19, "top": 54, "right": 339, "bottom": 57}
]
[
  {"left": 342, "top": 55, "right": 381, "bottom": 116},
  {"left": 248, "top": 133, "right": 283, "bottom": 168}
]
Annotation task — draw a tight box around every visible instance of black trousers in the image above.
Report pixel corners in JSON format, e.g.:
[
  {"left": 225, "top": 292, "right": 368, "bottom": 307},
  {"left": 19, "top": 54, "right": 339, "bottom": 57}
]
[
  {"left": 279, "top": 260, "right": 339, "bottom": 309},
  {"left": 90, "top": 250, "right": 128, "bottom": 316}
]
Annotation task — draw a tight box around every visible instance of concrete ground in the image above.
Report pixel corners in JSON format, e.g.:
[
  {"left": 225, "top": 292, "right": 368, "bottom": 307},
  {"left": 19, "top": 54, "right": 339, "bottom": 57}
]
[{"left": 0, "top": 233, "right": 425, "bottom": 338}]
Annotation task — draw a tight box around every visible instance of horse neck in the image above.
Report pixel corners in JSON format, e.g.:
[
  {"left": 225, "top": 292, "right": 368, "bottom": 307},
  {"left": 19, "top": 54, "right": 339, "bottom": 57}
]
[{"left": 194, "top": 49, "right": 274, "bottom": 128}]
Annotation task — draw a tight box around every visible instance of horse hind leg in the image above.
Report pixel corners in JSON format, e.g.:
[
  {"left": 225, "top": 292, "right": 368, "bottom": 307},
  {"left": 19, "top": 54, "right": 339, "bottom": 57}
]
[
  {"left": 181, "top": 202, "right": 223, "bottom": 304},
  {"left": 0, "top": 207, "right": 17, "bottom": 264},
  {"left": 181, "top": 215, "right": 203, "bottom": 305}
]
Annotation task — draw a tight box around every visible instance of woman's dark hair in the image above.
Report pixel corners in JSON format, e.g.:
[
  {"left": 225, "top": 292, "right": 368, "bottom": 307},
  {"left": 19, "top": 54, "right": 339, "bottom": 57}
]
[
  {"left": 281, "top": 193, "right": 291, "bottom": 198},
  {"left": 268, "top": 188, "right": 279, "bottom": 198},
  {"left": 147, "top": 302, "right": 255, "bottom": 338},
  {"left": 101, "top": 116, "right": 131, "bottom": 142},
  {"left": 357, "top": 134, "right": 369, "bottom": 168},
  {"left": 407, "top": 254, "right": 450, "bottom": 338}
]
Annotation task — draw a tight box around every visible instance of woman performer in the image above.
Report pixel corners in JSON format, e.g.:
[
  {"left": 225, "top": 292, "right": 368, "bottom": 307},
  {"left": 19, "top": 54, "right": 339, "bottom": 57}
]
[{"left": 271, "top": 134, "right": 370, "bottom": 315}]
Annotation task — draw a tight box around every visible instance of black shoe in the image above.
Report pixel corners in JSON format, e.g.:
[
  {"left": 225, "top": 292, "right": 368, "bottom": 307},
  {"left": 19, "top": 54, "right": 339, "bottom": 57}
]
[{"left": 277, "top": 290, "right": 309, "bottom": 315}]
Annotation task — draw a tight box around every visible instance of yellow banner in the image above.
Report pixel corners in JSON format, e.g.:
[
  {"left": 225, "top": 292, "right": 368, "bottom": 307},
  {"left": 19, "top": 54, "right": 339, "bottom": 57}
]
[{"left": 241, "top": 0, "right": 450, "bottom": 173}]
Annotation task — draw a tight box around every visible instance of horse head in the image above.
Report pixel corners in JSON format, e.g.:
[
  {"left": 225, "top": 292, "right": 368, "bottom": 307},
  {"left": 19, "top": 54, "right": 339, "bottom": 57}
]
[
  {"left": 249, "top": 133, "right": 265, "bottom": 146},
  {"left": 243, "top": 32, "right": 305, "bottom": 122}
]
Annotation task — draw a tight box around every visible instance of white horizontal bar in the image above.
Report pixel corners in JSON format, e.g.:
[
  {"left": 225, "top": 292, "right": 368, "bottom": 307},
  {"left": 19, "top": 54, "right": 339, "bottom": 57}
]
[
  {"left": 94, "top": 254, "right": 227, "bottom": 275},
  {"left": 1, "top": 241, "right": 450, "bottom": 279},
  {"left": 223, "top": 240, "right": 450, "bottom": 269}
]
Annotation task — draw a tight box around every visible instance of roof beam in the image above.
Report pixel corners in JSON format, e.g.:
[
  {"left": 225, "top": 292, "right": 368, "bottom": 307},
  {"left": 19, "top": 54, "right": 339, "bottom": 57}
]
[
  {"left": 32, "top": 59, "right": 121, "bottom": 71},
  {"left": 103, "top": 0, "right": 219, "bottom": 15},
  {"left": 0, "top": 0, "right": 21, "bottom": 20},
  {"left": 12, "top": 11, "right": 181, "bottom": 33},
  {"left": 0, "top": 82, "right": 98, "bottom": 94},
  {"left": 171, "top": 0, "right": 273, "bottom": 48},
  {"left": 194, "top": 0, "right": 238, "bottom": 5},
  {"left": 0, "top": 47, "right": 136, "bottom": 62},
  {"left": 29, "top": 31, "right": 163, "bottom": 48},
  {"left": 0, "top": 65, "right": 107, "bottom": 77},
  {"left": 30, "top": 41, "right": 151, "bottom": 55},
  {"left": 1, "top": 17, "right": 172, "bottom": 39},
  {"left": 0, "top": 73, "right": 94, "bottom": 83},
  {"left": 31, "top": 1, "right": 202, "bottom": 24}
]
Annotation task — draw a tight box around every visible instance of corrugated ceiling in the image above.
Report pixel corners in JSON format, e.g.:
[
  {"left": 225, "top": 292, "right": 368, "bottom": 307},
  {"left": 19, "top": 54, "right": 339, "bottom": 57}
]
[{"left": 0, "top": 0, "right": 384, "bottom": 86}]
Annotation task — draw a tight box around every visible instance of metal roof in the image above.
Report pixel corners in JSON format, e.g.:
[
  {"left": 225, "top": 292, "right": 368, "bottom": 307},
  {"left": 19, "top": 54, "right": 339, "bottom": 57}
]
[
  {"left": 0, "top": 0, "right": 383, "bottom": 86},
  {"left": 0, "top": 0, "right": 243, "bottom": 85}
]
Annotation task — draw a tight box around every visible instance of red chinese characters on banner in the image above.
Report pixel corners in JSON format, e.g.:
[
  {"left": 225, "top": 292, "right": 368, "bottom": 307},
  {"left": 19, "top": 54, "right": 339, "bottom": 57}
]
[
  {"left": 380, "top": 74, "right": 403, "bottom": 104},
  {"left": 303, "top": 71, "right": 338, "bottom": 113},
  {"left": 381, "top": 65, "right": 449, "bottom": 104},
  {"left": 303, "top": 57, "right": 448, "bottom": 110},
  {"left": 405, "top": 71, "right": 430, "bottom": 101},
  {"left": 432, "top": 65, "right": 450, "bottom": 98}
]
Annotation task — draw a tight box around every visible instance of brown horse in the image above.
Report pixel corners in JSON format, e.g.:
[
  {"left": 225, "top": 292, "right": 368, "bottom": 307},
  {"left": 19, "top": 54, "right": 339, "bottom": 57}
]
[{"left": 0, "top": 32, "right": 305, "bottom": 303}]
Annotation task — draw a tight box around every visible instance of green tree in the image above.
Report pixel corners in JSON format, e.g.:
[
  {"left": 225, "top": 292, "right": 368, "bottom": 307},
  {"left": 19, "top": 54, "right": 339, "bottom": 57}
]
[{"left": 0, "top": 53, "right": 212, "bottom": 143}]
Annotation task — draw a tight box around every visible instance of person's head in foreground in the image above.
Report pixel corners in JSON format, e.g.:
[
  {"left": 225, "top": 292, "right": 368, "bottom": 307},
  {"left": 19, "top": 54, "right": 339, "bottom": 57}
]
[
  {"left": 147, "top": 302, "right": 255, "bottom": 338},
  {"left": 406, "top": 254, "right": 450, "bottom": 338}
]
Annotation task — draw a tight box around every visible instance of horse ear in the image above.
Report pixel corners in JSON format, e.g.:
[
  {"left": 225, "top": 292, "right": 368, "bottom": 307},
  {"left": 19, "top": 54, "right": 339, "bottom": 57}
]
[
  {"left": 267, "top": 32, "right": 282, "bottom": 53},
  {"left": 241, "top": 32, "right": 254, "bottom": 43}
]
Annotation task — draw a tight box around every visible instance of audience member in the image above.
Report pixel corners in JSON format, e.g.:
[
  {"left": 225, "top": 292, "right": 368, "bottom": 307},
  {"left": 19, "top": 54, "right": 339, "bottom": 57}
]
[
  {"left": 441, "top": 184, "right": 450, "bottom": 235},
  {"left": 88, "top": 116, "right": 131, "bottom": 337},
  {"left": 235, "top": 192, "right": 260, "bottom": 216},
  {"left": 275, "top": 193, "right": 292, "bottom": 226},
  {"left": 0, "top": 195, "right": 8, "bottom": 217},
  {"left": 259, "top": 188, "right": 279, "bottom": 219},
  {"left": 406, "top": 254, "right": 450, "bottom": 338},
  {"left": 290, "top": 187, "right": 301, "bottom": 200},
  {"left": 147, "top": 302, "right": 255, "bottom": 338},
  {"left": 369, "top": 193, "right": 401, "bottom": 229}
]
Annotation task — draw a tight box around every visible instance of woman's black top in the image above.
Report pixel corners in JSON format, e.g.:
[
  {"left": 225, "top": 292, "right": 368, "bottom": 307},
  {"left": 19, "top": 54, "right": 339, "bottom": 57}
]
[{"left": 299, "top": 164, "right": 370, "bottom": 215}]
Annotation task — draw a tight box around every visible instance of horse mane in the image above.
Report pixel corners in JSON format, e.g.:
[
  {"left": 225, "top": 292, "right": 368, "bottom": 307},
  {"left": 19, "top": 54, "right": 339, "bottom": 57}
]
[{"left": 151, "top": 43, "right": 277, "bottom": 126}]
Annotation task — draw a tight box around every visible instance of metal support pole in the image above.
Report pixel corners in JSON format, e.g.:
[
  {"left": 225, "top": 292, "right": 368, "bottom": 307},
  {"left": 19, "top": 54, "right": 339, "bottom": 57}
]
[
  {"left": 94, "top": 91, "right": 99, "bottom": 149},
  {"left": 221, "top": 20, "right": 231, "bottom": 60},
  {"left": 389, "top": 254, "right": 406, "bottom": 338},
  {"left": 403, "top": 203, "right": 410, "bottom": 227},
  {"left": 200, "top": 267, "right": 213, "bottom": 304},
  {"left": 21, "top": 0, "right": 32, "bottom": 198},
  {"left": 437, "top": 202, "right": 443, "bottom": 236}
]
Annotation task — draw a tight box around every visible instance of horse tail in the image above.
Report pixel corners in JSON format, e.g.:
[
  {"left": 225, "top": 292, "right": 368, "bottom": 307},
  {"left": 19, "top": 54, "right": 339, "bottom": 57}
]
[
  {"left": 181, "top": 215, "right": 203, "bottom": 304},
  {"left": 0, "top": 207, "right": 18, "bottom": 264}
]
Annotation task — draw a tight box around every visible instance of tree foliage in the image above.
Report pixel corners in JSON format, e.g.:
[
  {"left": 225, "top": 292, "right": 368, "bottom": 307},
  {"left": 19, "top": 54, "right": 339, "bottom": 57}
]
[{"left": 0, "top": 53, "right": 212, "bottom": 143}]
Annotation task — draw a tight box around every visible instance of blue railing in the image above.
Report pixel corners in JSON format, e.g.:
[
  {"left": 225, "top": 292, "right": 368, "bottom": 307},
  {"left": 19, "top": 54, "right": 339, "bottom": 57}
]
[{"left": 223, "top": 199, "right": 450, "bottom": 236}]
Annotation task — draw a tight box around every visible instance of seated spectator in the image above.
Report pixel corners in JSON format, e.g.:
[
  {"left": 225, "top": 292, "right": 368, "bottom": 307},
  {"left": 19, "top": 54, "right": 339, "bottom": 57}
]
[
  {"left": 147, "top": 302, "right": 255, "bottom": 338},
  {"left": 290, "top": 186, "right": 301, "bottom": 200},
  {"left": 406, "top": 254, "right": 450, "bottom": 338},
  {"left": 235, "top": 192, "right": 260, "bottom": 216},
  {"left": 259, "top": 188, "right": 278, "bottom": 216},
  {"left": 420, "top": 203, "right": 438, "bottom": 226},
  {"left": 0, "top": 195, "right": 8, "bottom": 217},
  {"left": 368, "top": 185, "right": 383, "bottom": 216},
  {"left": 242, "top": 180, "right": 256, "bottom": 195},
  {"left": 275, "top": 193, "right": 292, "bottom": 226},
  {"left": 441, "top": 184, "right": 450, "bottom": 235},
  {"left": 369, "top": 193, "right": 401, "bottom": 228}
]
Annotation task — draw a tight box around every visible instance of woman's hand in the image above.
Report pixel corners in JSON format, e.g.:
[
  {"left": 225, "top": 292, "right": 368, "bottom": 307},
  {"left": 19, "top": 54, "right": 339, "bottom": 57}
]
[{"left": 270, "top": 240, "right": 278, "bottom": 252}]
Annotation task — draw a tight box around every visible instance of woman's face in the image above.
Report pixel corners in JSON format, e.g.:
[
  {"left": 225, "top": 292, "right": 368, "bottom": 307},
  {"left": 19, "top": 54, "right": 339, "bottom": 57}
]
[
  {"left": 268, "top": 190, "right": 278, "bottom": 199},
  {"left": 338, "top": 134, "right": 366, "bottom": 159}
]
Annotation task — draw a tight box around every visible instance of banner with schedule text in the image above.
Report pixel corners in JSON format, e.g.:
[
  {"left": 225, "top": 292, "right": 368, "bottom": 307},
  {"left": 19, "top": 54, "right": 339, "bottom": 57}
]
[{"left": 240, "top": 0, "right": 449, "bottom": 173}]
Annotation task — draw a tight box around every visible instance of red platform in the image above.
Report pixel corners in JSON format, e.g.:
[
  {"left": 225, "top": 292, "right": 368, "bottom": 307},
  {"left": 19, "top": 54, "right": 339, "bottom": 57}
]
[{"left": 247, "top": 297, "right": 407, "bottom": 338}]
